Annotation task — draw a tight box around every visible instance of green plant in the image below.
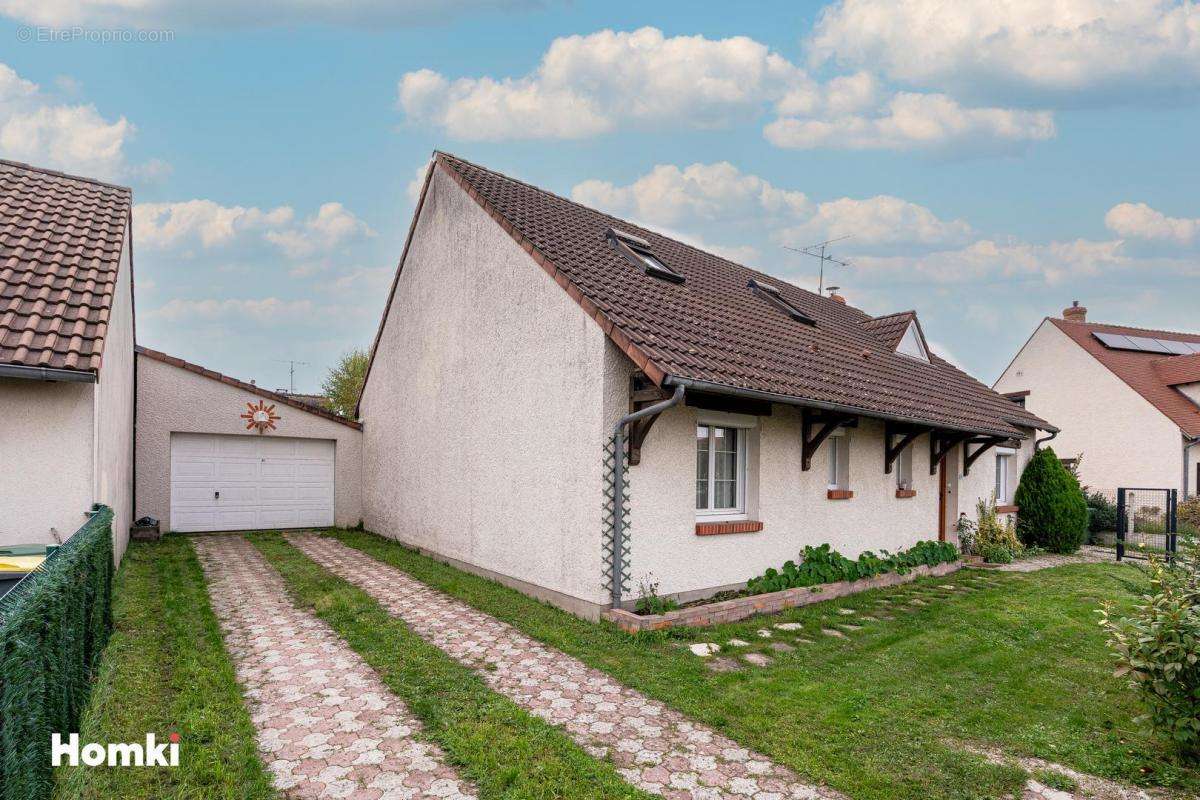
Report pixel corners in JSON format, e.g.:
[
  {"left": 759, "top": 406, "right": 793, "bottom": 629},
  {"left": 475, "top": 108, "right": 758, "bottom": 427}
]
[
  {"left": 319, "top": 348, "right": 369, "bottom": 418},
  {"left": 974, "top": 497, "right": 1023, "bottom": 563},
  {"left": 746, "top": 541, "right": 958, "bottom": 595},
  {"left": 1086, "top": 491, "right": 1119, "bottom": 535},
  {"left": 1099, "top": 538, "right": 1200, "bottom": 758},
  {"left": 1033, "top": 769, "right": 1078, "bottom": 793},
  {"left": 0, "top": 506, "right": 114, "bottom": 800},
  {"left": 1014, "top": 446, "right": 1088, "bottom": 554},
  {"left": 634, "top": 577, "right": 679, "bottom": 615},
  {"left": 1182, "top": 498, "right": 1200, "bottom": 532},
  {"left": 956, "top": 514, "right": 978, "bottom": 555}
]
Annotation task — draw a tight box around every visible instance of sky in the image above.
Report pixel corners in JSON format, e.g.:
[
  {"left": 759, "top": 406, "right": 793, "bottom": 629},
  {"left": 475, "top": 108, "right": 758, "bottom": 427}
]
[{"left": 1, "top": 0, "right": 1198, "bottom": 392}]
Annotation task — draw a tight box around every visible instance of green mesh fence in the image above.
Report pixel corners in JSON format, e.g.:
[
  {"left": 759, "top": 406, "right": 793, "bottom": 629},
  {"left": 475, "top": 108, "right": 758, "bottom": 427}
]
[{"left": 0, "top": 504, "right": 114, "bottom": 800}]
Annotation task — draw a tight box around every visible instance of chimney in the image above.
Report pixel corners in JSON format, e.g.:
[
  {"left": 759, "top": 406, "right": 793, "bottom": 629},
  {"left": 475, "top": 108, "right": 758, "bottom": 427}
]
[
  {"left": 827, "top": 286, "right": 846, "bottom": 304},
  {"left": 1062, "top": 300, "right": 1087, "bottom": 323}
]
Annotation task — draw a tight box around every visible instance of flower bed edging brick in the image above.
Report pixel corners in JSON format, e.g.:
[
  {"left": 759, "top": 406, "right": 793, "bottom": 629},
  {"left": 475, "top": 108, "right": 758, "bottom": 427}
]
[{"left": 604, "top": 560, "right": 963, "bottom": 632}]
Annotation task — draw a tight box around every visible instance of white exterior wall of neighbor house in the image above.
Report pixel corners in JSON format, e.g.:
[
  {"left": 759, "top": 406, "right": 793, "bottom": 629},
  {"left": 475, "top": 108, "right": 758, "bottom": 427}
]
[
  {"left": 95, "top": 230, "right": 135, "bottom": 563},
  {"left": 995, "top": 319, "right": 1183, "bottom": 495},
  {"left": 359, "top": 166, "right": 613, "bottom": 614},
  {"left": 0, "top": 379, "right": 95, "bottom": 546},
  {"left": 135, "top": 353, "right": 362, "bottom": 529}
]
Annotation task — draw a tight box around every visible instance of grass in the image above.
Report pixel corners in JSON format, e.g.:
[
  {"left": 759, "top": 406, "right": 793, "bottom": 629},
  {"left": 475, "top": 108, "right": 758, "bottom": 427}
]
[
  {"left": 248, "top": 533, "right": 654, "bottom": 800},
  {"left": 54, "top": 535, "right": 275, "bottom": 800},
  {"left": 328, "top": 528, "right": 1200, "bottom": 800}
]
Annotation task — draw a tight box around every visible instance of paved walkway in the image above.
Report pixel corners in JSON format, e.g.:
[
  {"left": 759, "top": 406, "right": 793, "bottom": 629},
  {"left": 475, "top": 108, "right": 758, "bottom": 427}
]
[
  {"left": 988, "top": 545, "right": 1115, "bottom": 573},
  {"left": 193, "top": 536, "right": 478, "bottom": 800},
  {"left": 288, "top": 533, "right": 844, "bottom": 800}
]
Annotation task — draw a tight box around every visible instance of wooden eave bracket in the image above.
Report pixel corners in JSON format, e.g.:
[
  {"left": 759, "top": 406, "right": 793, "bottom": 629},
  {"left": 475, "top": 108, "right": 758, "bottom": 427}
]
[
  {"left": 929, "top": 431, "right": 973, "bottom": 475},
  {"left": 962, "top": 436, "right": 1007, "bottom": 476},
  {"left": 802, "top": 409, "right": 857, "bottom": 471},
  {"left": 884, "top": 422, "right": 929, "bottom": 474},
  {"left": 627, "top": 374, "right": 671, "bottom": 466}
]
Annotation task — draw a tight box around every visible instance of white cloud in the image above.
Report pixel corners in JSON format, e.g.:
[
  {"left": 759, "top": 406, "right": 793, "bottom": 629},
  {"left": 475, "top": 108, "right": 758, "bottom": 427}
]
[
  {"left": 0, "top": 62, "right": 148, "bottom": 181},
  {"left": 808, "top": 0, "right": 1200, "bottom": 101},
  {"left": 0, "top": 0, "right": 544, "bottom": 28},
  {"left": 765, "top": 92, "right": 1055, "bottom": 152},
  {"left": 571, "top": 161, "right": 971, "bottom": 250},
  {"left": 406, "top": 161, "right": 432, "bottom": 204},
  {"left": 146, "top": 297, "right": 316, "bottom": 323},
  {"left": 1105, "top": 202, "right": 1199, "bottom": 245},
  {"left": 398, "top": 27, "right": 802, "bottom": 140},
  {"left": 135, "top": 199, "right": 371, "bottom": 258}
]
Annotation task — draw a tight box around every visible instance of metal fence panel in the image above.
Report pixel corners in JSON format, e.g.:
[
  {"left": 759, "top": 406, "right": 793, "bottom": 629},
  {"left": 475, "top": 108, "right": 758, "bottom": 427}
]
[{"left": 1116, "top": 488, "right": 1177, "bottom": 561}]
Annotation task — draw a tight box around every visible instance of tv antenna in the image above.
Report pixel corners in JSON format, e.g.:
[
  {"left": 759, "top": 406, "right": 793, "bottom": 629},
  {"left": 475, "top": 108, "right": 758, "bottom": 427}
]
[
  {"left": 273, "top": 359, "right": 309, "bottom": 393},
  {"left": 783, "top": 235, "right": 852, "bottom": 295}
]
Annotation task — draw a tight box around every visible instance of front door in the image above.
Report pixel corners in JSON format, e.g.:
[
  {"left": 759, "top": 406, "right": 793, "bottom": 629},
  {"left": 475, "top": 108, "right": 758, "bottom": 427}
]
[{"left": 938, "top": 445, "right": 959, "bottom": 542}]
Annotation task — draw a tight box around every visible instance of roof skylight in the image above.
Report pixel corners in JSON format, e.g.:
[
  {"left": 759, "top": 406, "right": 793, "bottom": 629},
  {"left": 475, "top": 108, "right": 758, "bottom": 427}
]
[
  {"left": 608, "top": 228, "right": 684, "bottom": 284},
  {"left": 747, "top": 279, "right": 816, "bottom": 326}
]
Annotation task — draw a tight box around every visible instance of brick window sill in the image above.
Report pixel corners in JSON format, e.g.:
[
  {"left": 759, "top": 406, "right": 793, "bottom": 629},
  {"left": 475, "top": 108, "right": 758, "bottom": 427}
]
[
  {"left": 827, "top": 489, "right": 854, "bottom": 500},
  {"left": 695, "top": 520, "right": 764, "bottom": 536},
  {"left": 996, "top": 504, "right": 1019, "bottom": 514},
  {"left": 895, "top": 489, "right": 917, "bottom": 499}
]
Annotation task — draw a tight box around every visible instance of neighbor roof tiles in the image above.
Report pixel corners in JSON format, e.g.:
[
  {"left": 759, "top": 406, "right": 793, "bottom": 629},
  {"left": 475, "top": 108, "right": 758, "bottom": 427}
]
[
  {"left": 1050, "top": 318, "right": 1200, "bottom": 438},
  {"left": 0, "top": 160, "right": 131, "bottom": 373},
  {"left": 377, "top": 152, "right": 1051, "bottom": 438}
]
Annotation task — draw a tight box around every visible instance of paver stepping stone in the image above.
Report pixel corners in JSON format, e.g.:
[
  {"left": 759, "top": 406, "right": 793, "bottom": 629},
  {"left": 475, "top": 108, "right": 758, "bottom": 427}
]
[
  {"left": 743, "top": 653, "right": 772, "bottom": 667},
  {"left": 690, "top": 643, "right": 721, "bottom": 657},
  {"left": 773, "top": 623, "right": 804, "bottom": 631},
  {"left": 837, "top": 624, "right": 862, "bottom": 632},
  {"left": 707, "top": 657, "right": 743, "bottom": 673},
  {"left": 821, "top": 628, "right": 847, "bottom": 638},
  {"left": 756, "top": 628, "right": 773, "bottom": 638},
  {"left": 909, "top": 599, "right": 928, "bottom": 606},
  {"left": 193, "top": 536, "right": 478, "bottom": 800},
  {"left": 727, "top": 639, "right": 751, "bottom": 647},
  {"left": 768, "top": 642, "right": 795, "bottom": 653},
  {"left": 289, "top": 534, "right": 847, "bottom": 800},
  {"left": 836, "top": 608, "right": 856, "bottom": 615}
]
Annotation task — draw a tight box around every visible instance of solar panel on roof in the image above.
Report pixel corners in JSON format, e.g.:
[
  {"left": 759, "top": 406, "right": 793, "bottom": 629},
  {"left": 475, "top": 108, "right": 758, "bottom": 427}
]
[
  {"left": 1125, "top": 336, "right": 1174, "bottom": 354},
  {"left": 1157, "top": 339, "right": 1196, "bottom": 355},
  {"left": 1094, "top": 332, "right": 1137, "bottom": 350}
]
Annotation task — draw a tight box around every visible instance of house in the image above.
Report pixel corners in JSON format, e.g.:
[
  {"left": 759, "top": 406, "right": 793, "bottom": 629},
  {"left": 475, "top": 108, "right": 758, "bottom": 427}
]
[
  {"left": 357, "top": 152, "right": 1055, "bottom": 618},
  {"left": 995, "top": 303, "right": 1200, "bottom": 499},
  {"left": 0, "top": 161, "right": 135, "bottom": 559}
]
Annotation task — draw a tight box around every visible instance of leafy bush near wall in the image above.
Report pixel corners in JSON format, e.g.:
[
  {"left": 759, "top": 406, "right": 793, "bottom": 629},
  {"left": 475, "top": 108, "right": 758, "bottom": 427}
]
[
  {"left": 1180, "top": 498, "right": 1200, "bottom": 537},
  {"left": 1087, "top": 491, "right": 1119, "bottom": 534},
  {"left": 1014, "top": 446, "right": 1088, "bottom": 554},
  {"left": 0, "top": 506, "right": 114, "bottom": 800},
  {"left": 746, "top": 540, "right": 958, "bottom": 595},
  {"left": 1099, "top": 540, "right": 1200, "bottom": 758},
  {"left": 974, "top": 498, "right": 1024, "bottom": 564}
]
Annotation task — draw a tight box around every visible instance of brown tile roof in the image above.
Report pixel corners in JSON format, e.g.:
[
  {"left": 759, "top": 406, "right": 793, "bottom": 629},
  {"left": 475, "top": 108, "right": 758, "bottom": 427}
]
[
  {"left": 136, "top": 345, "right": 362, "bottom": 430},
  {"left": 1154, "top": 353, "right": 1200, "bottom": 388},
  {"left": 1050, "top": 318, "right": 1200, "bottom": 438},
  {"left": 0, "top": 160, "right": 132, "bottom": 373},
  {"left": 365, "top": 152, "right": 1051, "bottom": 438},
  {"left": 862, "top": 310, "right": 916, "bottom": 349}
]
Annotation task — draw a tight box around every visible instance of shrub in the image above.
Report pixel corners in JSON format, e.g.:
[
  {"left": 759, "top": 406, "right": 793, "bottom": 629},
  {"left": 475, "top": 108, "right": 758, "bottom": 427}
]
[
  {"left": 746, "top": 540, "right": 958, "bottom": 595},
  {"left": 1013, "top": 446, "right": 1088, "bottom": 553},
  {"left": 1086, "top": 491, "right": 1119, "bottom": 534},
  {"left": 973, "top": 498, "right": 1023, "bottom": 563},
  {"left": 1098, "top": 539, "right": 1200, "bottom": 758},
  {"left": 1180, "top": 498, "right": 1200, "bottom": 533},
  {"left": 634, "top": 576, "right": 678, "bottom": 616}
]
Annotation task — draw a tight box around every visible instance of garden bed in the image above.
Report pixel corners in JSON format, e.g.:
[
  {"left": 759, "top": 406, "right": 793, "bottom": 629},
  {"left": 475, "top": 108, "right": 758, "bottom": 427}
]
[{"left": 604, "top": 560, "right": 963, "bottom": 632}]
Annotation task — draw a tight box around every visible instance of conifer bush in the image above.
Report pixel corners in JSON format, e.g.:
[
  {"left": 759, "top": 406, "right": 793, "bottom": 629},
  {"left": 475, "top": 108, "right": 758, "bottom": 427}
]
[{"left": 1013, "top": 446, "right": 1088, "bottom": 553}]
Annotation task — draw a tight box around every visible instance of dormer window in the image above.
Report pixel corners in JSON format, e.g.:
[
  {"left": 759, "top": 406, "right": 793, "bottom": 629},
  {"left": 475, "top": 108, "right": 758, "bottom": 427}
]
[
  {"left": 896, "top": 321, "right": 929, "bottom": 363},
  {"left": 607, "top": 228, "right": 684, "bottom": 284},
  {"left": 747, "top": 279, "right": 816, "bottom": 326}
]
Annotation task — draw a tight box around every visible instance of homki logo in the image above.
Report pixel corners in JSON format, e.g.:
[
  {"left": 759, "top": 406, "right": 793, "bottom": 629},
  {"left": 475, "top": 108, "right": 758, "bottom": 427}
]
[{"left": 51, "top": 732, "right": 180, "bottom": 767}]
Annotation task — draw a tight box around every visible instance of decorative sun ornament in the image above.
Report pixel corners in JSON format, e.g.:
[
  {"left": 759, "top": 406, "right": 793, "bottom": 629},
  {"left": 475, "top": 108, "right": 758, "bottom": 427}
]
[{"left": 240, "top": 400, "right": 281, "bottom": 434}]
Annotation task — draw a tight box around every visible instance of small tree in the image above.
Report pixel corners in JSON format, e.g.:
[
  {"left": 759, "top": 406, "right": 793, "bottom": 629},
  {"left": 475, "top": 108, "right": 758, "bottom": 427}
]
[
  {"left": 320, "top": 349, "right": 369, "bottom": 419},
  {"left": 1013, "top": 446, "right": 1088, "bottom": 553}
]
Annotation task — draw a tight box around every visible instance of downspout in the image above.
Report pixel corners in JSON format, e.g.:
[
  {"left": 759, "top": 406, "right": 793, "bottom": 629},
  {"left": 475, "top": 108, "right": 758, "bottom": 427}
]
[
  {"left": 610, "top": 384, "right": 685, "bottom": 607},
  {"left": 1185, "top": 436, "right": 1200, "bottom": 500},
  {"left": 1034, "top": 429, "right": 1058, "bottom": 451}
]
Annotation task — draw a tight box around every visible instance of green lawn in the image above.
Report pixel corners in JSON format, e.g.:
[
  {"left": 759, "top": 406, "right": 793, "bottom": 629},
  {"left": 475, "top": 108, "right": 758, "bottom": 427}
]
[
  {"left": 54, "top": 536, "right": 275, "bottom": 800},
  {"left": 328, "top": 529, "right": 1200, "bottom": 800}
]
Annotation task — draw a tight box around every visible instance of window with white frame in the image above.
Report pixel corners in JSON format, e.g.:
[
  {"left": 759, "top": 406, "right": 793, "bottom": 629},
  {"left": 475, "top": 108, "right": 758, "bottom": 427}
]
[
  {"left": 896, "top": 446, "right": 913, "bottom": 490},
  {"left": 994, "top": 448, "right": 1015, "bottom": 504},
  {"left": 696, "top": 424, "right": 746, "bottom": 515},
  {"left": 828, "top": 429, "right": 851, "bottom": 490}
]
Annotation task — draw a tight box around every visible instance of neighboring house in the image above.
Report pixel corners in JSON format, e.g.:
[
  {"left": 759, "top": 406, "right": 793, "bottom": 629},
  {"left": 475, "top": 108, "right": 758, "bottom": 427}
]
[
  {"left": 0, "top": 161, "right": 135, "bottom": 559},
  {"left": 995, "top": 303, "right": 1200, "bottom": 499},
  {"left": 357, "top": 152, "right": 1054, "bottom": 618},
  {"left": 134, "top": 346, "right": 362, "bottom": 533}
]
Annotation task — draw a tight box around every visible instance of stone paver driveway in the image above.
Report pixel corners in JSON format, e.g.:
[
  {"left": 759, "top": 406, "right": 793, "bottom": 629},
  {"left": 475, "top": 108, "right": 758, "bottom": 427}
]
[
  {"left": 289, "top": 533, "right": 845, "bottom": 800},
  {"left": 194, "top": 535, "right": 478, "bottom": 800}
]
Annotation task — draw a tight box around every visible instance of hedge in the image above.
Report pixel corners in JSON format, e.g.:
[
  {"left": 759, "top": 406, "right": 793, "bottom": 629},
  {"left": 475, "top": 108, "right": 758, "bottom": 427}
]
[
  {"left": 0, "top": 505, "right": 114, "bottom": 800},
  {"left": 1013, "top": 447, "right": 1088, "bottom": 553}
]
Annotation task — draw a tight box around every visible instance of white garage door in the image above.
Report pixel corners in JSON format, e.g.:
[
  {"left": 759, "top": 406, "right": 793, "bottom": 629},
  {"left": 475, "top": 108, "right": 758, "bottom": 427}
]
[{"left": 170, "top": 433, "right": 335, "bottom": 532}]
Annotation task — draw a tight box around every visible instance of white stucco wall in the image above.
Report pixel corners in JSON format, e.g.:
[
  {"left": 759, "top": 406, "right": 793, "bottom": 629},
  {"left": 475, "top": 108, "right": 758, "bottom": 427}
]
[
  {"left": 135, "top": 353, "right": 362, "bottom": 529},
  {"left": 359, "top": 166, "right": 612, "bottom": 612},
  {"left": 95, "top": 230, "right": 136, "bottom": 563},
  {"left": 0, "top": 378, "right": 95, "bottom": 546},
  {"left": 995, "top": 320, "right": 1182, "bottom": 495}
]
